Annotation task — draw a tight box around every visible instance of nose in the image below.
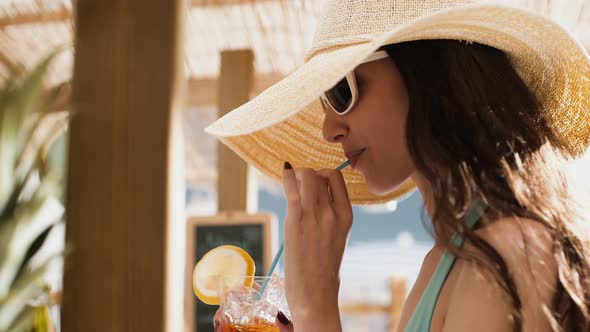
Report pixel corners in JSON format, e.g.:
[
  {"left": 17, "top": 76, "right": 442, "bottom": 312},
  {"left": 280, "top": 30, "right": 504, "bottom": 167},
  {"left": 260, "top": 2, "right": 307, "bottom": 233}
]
[{"left": 322, "top": 107, "right": 348, "bottom": 143}]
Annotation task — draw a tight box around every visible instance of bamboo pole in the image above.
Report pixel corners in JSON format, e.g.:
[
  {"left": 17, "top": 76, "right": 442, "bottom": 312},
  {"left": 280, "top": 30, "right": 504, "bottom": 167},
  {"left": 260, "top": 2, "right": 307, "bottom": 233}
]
[
  {"left": 62, "top": 0, "right": 186, "bottom": 330},
  {"left": 216, "top": 49, "right": 257, "bottom": 212}
]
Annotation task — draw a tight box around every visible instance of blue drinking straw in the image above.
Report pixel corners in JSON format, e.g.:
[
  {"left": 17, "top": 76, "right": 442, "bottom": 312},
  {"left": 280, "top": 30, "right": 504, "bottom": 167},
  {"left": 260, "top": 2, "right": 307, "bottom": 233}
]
[{"left": 257, "top": 159, "right": 351, "bottom": 298}]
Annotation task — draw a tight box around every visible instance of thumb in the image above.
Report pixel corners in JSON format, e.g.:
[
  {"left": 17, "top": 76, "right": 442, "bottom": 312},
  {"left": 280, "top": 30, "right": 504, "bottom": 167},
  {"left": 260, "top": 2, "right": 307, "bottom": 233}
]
[{"left": 276, "top": 311, "right": 294, "bottom": 332}]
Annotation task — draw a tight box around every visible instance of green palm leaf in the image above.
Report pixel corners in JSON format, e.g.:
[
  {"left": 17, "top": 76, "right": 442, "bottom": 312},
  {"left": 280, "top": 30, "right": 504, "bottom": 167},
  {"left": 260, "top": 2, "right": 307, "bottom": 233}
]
[
  {"left": 0, "top": 47, "right": 70, "bottom": 331},
  {"left": 0, "top": 172, "right": 60, "bottom": 296},
  {"left": 0, "top": 253, "right": 61, "bottom": 330}
]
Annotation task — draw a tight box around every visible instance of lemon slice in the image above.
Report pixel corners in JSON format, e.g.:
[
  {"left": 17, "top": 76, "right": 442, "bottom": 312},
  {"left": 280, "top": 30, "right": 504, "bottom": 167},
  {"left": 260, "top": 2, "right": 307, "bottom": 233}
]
[{"left": 193, "top": 245, "right": 255, "bottom": 305}]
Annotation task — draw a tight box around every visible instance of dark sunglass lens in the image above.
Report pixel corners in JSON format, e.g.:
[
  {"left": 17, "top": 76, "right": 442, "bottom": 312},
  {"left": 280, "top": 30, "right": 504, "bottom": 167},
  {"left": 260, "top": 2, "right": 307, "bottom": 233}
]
[{"left": 326, "top": 77, "right": 352, "bottom": 113}]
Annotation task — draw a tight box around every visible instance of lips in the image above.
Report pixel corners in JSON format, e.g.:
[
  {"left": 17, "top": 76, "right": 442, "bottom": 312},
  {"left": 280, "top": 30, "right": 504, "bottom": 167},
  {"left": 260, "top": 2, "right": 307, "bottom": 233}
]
[
  {"left": 344, "top": 149, "right": 365, "bottom": 169},
  {"left": 345, "top": 148, "right": 365, "bottom": 160}
]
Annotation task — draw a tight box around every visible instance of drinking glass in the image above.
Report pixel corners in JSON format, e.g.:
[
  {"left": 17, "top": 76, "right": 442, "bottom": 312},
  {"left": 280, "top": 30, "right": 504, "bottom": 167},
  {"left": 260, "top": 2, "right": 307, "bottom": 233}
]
[{"left": 216, "top": 275, "right": 290, "bottom": 332}]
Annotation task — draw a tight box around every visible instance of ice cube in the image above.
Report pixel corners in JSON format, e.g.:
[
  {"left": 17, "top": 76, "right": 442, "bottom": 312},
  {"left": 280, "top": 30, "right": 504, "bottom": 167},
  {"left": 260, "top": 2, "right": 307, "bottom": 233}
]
[
  {"left": 260, "top": 276, "right": 289, "bottom": 314},
  {"left": 220, "top": 286, "right": 259, "bottom": 324},
  {"left": 219, "top": 276, "right": 290, "bottom": 326}
]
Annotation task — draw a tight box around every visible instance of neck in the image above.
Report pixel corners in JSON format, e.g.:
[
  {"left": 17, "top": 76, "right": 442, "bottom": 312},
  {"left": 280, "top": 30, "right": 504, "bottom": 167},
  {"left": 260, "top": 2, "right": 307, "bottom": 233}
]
[
  {"left": 410, "top": 172, "right": 491, "bottom": 248},
  {"left": 411, "top": 171, "right": 435, "bottom": 219},
  {"left": 411, "top": 172, "right": 446, "bottom": 247}
]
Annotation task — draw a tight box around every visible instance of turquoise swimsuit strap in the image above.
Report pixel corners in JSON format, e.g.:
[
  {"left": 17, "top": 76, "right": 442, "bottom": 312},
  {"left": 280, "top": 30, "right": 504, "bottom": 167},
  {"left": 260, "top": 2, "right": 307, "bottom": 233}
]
[{"left": 404, "top": 200, "right": 488, "bottom": 332}]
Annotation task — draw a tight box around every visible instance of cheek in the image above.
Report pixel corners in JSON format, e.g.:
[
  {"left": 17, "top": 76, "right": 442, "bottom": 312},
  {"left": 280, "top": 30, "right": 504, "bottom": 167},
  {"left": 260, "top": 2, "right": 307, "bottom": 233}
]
[
  {"left": 355, "top": 63, "right": 414, "bottom": 195},
  {"left": 364, "top": 105, "right": 415, "bottom": 194},
  {"left": 369, "top": 128, "right": 414, "bottom": 194}
]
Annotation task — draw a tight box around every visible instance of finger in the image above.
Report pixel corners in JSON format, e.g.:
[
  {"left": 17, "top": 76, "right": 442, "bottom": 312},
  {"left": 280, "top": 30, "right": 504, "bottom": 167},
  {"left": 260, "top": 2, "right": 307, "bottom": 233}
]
[
  {"left": 276, "top": 311, "right": 294, "bottom": 331},
  {"left": 316, "top": 169, "right": 338, "bottom": 202},
  {"left": 315, "top": 171, "right": 331, "bottom": 208},
  {"left": 316, "top": 169, "right": 350, "bottom": 206},
  {"left": 294, "top": 168, "right": 318, "bottom": 213},
  {"left": 213, "top": 310, "right": 222, "bottom": 331},
  {"left": 282, "top": 162, "right": 301, "bottom": 215},
  {"left": 213, "top": 309, "right": 221, "bottom": 322},
  {"left": 252, "top": 281, "right": 261, "bottom": 291},
  {"left": 282, "top": 163, "right": 302, "bottom": 265}
]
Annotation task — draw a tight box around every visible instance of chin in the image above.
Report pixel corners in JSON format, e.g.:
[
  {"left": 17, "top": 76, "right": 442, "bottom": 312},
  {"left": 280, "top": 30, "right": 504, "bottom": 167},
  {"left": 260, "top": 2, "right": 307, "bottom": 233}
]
[{"left": 365, "top": 175, "right": 409, "bottom": 196}]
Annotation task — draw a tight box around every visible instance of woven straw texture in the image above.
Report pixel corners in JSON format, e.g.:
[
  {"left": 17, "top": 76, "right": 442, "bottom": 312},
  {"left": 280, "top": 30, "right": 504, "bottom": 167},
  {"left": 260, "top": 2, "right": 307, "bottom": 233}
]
[{"left": 205, "top": 0, "right": 590, "bottom": 205}]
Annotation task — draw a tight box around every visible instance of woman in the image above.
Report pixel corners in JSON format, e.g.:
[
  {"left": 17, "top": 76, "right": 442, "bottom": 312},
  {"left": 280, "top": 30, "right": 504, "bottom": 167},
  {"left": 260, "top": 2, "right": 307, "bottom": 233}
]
[{"left": 208, "top": 1, "right": 590, "bottom": 331}]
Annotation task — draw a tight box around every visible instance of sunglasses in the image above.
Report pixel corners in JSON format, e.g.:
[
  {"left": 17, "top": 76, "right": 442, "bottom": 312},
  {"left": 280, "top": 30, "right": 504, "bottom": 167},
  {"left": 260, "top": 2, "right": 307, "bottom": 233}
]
[{"left": 320, "top": 50, "right": 389, "bottom": 115}]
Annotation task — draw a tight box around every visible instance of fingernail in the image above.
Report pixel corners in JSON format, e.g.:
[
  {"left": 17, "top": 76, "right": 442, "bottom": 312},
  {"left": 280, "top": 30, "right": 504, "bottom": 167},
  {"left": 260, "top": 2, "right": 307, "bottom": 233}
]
[
  {"left": 214, "top": 319, "right": 219, "bottom": 329},
  {"left": 284, "top": 162, "right": 292, "bottom": 170},
  {"left": 277, "top": 311, "right": 291, "bottom": 325}
]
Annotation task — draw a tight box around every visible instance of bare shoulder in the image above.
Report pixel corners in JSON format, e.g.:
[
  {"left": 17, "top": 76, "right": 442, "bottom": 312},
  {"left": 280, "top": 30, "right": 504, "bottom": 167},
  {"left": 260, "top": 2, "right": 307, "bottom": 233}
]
[
  {"left": 442, "top": 217, "right": 559, "bottom": 332},
  {"left": 473, "top": 217, "right": 558, "bottom": 308},
  {"left": 474, "top": 216, "right": 555, "bottom": 263}
]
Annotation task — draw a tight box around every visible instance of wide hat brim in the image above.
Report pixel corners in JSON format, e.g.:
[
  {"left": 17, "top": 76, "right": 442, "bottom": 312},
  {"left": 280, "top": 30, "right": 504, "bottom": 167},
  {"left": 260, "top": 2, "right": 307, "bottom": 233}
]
[{"left": 205, "top": 4, "right": 590, "bottom": 205}]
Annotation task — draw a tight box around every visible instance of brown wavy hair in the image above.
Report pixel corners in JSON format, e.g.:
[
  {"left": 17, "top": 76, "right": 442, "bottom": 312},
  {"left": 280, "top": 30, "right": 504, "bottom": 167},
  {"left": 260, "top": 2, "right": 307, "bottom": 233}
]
[{"left": 383, "top": 40, "right": 590, "bottom": 331}]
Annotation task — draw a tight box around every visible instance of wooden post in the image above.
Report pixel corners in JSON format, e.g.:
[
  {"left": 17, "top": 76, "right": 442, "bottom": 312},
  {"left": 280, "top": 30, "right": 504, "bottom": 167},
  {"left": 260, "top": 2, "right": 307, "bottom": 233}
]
[
  {"left": 389, "top": 277, "right": 407, "bottom": 332},
  {"left": 62, "top": 0, "right": 186, "bottom": 331},
  {"left": 217, "top": 49, "right": 258, "bottom": 212}
]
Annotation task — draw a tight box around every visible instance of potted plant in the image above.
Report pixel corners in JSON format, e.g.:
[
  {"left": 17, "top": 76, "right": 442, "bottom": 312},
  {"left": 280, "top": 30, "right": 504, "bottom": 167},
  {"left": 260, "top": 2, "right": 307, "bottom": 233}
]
[{"left": 0, "top": 51, "right": 70, "bottom": 332}]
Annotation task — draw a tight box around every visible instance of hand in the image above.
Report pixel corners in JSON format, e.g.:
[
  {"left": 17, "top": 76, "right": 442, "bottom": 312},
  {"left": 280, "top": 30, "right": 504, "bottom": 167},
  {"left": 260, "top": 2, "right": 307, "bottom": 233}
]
[
  {"left": 282, "top": 162, "right": 353, "bottom": 330},
  {"left": 214, "top": 308, "right": 294, "bottom": 332}
]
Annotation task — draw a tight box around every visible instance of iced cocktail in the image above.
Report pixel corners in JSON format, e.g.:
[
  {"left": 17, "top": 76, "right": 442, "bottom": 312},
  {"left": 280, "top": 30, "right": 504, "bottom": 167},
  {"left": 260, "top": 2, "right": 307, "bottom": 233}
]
[
  {"left": 217, "top": 275, "right": 289, "bottom": 332},
  {"left": 192, "top": 246, "right": 290, "bottom": 331}
]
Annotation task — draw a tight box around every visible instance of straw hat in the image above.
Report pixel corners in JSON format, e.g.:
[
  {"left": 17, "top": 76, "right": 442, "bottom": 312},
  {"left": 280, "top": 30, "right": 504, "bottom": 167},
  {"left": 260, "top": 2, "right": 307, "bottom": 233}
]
[{"left": 205, "top": 0, "right": 590, "bottom": 205}]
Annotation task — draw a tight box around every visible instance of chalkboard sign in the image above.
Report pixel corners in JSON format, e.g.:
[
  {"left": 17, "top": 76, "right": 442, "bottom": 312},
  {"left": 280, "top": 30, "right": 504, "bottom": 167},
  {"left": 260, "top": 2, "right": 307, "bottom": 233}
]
[{"left": 184, "top": 212, "right": 277, "bottom": 332}]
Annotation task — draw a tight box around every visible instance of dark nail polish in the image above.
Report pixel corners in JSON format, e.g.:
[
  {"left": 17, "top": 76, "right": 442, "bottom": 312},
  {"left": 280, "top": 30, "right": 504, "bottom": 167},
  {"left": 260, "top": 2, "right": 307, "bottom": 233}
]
[
  {"left": 284, "top": 162, "right": 292, "bottom": 170},
  {"left": 214, "top": 319, "right": 219, "bottom": 329},
  {"left": 277, "top": 311, "right": 291, "bottom": 325}
]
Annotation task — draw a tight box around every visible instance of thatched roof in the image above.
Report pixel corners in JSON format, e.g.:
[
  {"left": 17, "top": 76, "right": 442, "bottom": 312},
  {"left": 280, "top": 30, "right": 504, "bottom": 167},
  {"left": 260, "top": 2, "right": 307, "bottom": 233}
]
[
  {"left": 1, "top": 0, "right": 587, "bottom": 192},
  {"left": 0, "top": 0, "right": 587, "bottom": 83}
]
